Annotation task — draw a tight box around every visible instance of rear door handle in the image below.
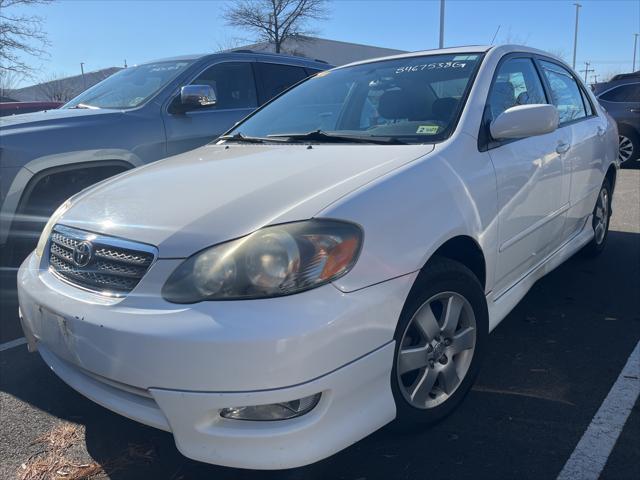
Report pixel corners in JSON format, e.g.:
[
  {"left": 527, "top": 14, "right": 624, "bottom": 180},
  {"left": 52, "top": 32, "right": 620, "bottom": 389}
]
[
  {"left": 556, "top": 142, "right": 571, "bottom": 154},
  {"left": 630, "top": 108, "right": 640, "bottom": 113}
]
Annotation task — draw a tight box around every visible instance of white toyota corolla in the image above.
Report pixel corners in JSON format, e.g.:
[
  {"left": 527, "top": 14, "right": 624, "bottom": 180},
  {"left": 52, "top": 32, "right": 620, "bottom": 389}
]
[{"left": 18, "top": 45, "right": 618, "bottom": 469}]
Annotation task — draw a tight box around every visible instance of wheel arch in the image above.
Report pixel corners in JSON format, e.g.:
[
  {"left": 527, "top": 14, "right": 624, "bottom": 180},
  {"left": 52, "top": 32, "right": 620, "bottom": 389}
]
[
  {"left": 605, "top": 162, "right": 617, "bottom": 193},
  {"left": 0, "top": 151, "right": 141, "bottom": 245},
  {"left": 421, "top": 235, "right": 487, "bottom": 291}
]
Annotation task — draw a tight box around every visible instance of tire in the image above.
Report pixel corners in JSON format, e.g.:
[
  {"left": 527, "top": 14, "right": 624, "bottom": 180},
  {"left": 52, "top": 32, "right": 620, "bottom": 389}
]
[
  {"left": 391, "top": 257, "right": 488, "bottom": 430},
  {"left": 618, "top": 128, "right": 639, "bottom": 166},
  {"left": 581, "top": 178, "right": 612, "bottom": 257}
]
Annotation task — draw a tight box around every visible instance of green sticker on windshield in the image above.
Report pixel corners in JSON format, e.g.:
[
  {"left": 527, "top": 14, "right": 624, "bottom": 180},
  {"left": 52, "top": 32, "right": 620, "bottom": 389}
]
[{"left": 417, "top": 125, "right": 439, "bottom": 134}]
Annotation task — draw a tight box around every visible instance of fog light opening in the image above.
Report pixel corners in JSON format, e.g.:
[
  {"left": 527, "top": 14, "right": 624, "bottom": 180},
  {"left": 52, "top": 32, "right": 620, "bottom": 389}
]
[{"left": 220, "top": 393, "right": 321, "bottom": 421}]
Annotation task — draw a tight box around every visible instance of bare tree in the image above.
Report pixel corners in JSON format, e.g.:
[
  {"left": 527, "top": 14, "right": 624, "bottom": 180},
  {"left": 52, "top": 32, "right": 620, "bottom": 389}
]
[
  {"left": 224, "top": 0, "right": 327, "bottom": 53},
  {"left": 0, "top": 0, "right": 54, "bottom": 78},
  {"left": 0, "top": 70, "right": 23, "bottom": 98},
  {"left": 214, "top": 36, "right": 246, "bottom": 53},
  {"left": 546, "top": 48, "right": 568, "bottom": 61},
  {"left": 500, "top": 28, "right": 530, "bottom": 46},
  {"left": 37, "top": 73, "right": 74, "bottom": 102}
]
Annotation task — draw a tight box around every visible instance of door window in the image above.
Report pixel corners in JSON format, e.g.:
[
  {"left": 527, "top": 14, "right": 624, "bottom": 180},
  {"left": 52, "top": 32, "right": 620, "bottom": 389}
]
[
  {"left": 487, "top": 57, "right": 547, "bottom": 122},
  {"left": 539, "top": 60, "right": 586, "bottom": 124},
  {"left": 191, "top": 62, "right": 257, "bottom": 109},
  {"left": 599, "top": 83, "right": 640, "bottom": 102},
  {"left": 254, "top": 63, "right": 308, "bottom": 104}
]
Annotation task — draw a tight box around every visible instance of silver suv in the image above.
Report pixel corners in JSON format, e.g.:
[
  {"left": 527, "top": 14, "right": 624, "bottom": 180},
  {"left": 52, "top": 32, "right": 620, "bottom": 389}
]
[{"left": 0, "top": 51, "right": 329, "bottom": 264}]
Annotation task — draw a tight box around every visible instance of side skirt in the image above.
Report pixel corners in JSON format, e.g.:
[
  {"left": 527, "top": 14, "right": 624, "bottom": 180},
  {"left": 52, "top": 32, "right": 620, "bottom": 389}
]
[{"left": 486, "top": 215, "right": 594, "bottom": 332}]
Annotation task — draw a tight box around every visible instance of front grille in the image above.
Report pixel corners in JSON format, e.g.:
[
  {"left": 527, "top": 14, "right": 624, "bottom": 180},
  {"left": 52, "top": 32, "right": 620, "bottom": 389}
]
[{"left": 48, "top": 225, "right": 157, "bottom": 296}]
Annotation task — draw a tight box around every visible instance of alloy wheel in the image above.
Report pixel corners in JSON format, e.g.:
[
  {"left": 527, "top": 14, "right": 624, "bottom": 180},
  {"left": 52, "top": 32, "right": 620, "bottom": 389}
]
[
  {"left": 396, "top": 291, "right": 476, "bottom": 409},
  {"left": 618, "top": 135, "right": 634, "bottom": 163},
  {"left": 593, "top": 187, "right": 609, "bottom": 245}
]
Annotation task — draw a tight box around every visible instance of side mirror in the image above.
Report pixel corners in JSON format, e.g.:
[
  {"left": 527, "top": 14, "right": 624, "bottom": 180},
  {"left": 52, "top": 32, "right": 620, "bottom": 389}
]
[
  {"left": 180, "top": 84, "right": 217, "bottom": 108},
  {"left": 490, "top": 104, "right": 559, "bottom": 140}
]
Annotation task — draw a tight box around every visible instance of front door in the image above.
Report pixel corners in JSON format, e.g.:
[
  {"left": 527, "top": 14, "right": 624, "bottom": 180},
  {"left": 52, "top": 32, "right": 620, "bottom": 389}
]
[
  {"left": 163, "top": 61, "right": 259, "bottom": 156},
  {"left": 485, "top": 56, "right": 570, "bottom": 295}
]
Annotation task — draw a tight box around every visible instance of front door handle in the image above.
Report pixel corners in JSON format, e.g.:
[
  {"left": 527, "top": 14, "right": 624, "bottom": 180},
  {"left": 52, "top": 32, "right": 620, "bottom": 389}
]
[
  {"left": 630, "top": 108, "right": 640, "bottom": 113},
  {"left": 597, "top": 126, "right": 606, "bottom": 136},
  {"left": 556, "top": 142, "right": 571, "bottom": 154}
]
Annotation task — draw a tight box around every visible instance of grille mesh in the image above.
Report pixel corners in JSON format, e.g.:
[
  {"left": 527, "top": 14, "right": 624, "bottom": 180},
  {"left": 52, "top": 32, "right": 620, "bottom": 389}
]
[{"left": 48, "top": 226, "right": 155, "bottom": 295}]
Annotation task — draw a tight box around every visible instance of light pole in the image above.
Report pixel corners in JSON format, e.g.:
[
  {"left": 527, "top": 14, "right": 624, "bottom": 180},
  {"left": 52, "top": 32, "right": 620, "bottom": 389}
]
[
  {"left": 633, "top": 33, "right": 639, "bottom": 72},
  {"left": 439, "top": 0, "right": 445, "bottom": 49},
  {"left": 80, "top": 62, "right": 86, "bottom": 89},
  {"left": 572, "top": 2, "right": 581, "bottom": 70}
]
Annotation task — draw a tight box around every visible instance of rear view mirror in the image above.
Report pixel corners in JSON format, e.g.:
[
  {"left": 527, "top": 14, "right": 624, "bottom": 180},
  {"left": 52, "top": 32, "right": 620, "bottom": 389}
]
[
  {"left": 490, "top": 104, "right": 559, "bottom": 140},
  {"left": 180, "top": 84, "right": 217, "bottom": 108}
]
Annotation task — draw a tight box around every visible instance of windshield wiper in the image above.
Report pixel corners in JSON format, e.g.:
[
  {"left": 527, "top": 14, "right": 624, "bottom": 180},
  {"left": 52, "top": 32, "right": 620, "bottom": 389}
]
[
  {"left": 267, "top": 130, "right": 407, "bottom": 145},
  {"left": 219, "top": 132, "right": 287, "bottom": 144},
  {"left": 70, "top": 103, "right": 99, "bottom": 109}
]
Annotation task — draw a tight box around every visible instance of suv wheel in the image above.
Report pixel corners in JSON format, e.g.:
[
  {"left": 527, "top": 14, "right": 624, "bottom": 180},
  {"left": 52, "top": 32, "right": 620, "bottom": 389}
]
[
  {"left": 391, "top": 257, "right": 487, "bottom": 429},
  {"left": 618, "top": 129, "right": 639, "bottom": 165}
]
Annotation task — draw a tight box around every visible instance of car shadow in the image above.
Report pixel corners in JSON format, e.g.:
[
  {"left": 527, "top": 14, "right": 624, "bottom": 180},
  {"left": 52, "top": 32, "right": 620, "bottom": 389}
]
[{"left": 1, "top": 229, "right": 639, "bottom": 479}]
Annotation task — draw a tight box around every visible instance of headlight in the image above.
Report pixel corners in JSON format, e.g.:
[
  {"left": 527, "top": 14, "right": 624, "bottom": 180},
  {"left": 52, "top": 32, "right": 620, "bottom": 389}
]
[
  {"left": 162, "top": 219, "right": 362, "bottom": 303},
  {"left": 34, "top": 199, "right": 73, "bottom": 258}
]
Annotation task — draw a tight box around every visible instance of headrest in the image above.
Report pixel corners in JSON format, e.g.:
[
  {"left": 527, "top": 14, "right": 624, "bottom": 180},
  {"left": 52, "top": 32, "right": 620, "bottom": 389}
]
[
  {"left": 377, "top": 90, "right": 416, "bottom": 120},
  {"left": 432, "top": 97, "right": 459, "bottom": 122}
]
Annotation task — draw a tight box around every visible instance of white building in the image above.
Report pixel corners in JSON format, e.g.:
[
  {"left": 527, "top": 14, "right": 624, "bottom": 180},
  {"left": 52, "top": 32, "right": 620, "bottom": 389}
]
[{"left": 231, "top": 35, "right": 407, "bottom": 66}]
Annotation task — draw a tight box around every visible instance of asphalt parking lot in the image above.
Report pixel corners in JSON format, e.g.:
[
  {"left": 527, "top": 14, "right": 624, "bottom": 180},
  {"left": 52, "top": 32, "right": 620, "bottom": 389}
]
[{"left": 1, "top": 169, "right": 638, "bottom": 480}]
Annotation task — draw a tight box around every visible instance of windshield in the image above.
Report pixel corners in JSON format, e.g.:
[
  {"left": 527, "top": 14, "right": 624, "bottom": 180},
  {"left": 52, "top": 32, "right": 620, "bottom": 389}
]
[
  {"left": 227, "top": 53, "right": 483, "bottom": 144},
  {"left": 64, "top": 60, "right": 192, "bottom": 109}
]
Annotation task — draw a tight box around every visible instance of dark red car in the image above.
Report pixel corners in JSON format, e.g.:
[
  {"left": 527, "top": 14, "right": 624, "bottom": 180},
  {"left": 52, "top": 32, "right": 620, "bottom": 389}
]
[{"left": 0, "top": 101, "right": 63, "bottom": 117}]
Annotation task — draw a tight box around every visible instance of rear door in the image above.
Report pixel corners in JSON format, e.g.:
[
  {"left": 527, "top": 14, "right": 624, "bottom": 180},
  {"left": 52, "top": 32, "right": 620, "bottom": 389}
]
[
  {"left": 163, "top": 61, "right": 259, "bottom": 156},
  {"left": 484, "top": 56, "right": 568, "bottom": 296},
  {"left": 537, "top": 59, "right": 607, "bottom": 241}
]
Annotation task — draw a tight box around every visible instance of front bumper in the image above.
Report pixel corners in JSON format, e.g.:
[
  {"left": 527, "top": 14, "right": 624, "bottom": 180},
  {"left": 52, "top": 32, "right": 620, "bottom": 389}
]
[{"left": 18, "top": 252, "right": 416, "bottom": 469}]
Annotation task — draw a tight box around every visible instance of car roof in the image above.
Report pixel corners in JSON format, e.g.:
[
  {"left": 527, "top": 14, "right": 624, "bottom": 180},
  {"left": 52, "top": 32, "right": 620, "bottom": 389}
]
[
  {"left": 139, "top": 51, "right": 331, "bottom": 68},
  {"left": 336, "top": 44, "right": 564, "bottom": 70}
]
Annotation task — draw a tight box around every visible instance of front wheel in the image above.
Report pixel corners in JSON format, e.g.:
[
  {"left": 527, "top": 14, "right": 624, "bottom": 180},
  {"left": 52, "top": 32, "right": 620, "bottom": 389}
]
[
  {"left": 582, "top": 178, "right": 612, "bottom": 257},
  {"left": 391, "top": 257, "right": 488, "bottom": 429}
]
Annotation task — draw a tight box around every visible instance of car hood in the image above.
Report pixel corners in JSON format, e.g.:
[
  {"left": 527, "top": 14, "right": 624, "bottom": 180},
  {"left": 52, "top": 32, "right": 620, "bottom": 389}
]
[
  {"left": 0, "top": 107, "right": 118, "bottom": 131},
  {"left": 59, "top": 143, "right": 434, "bottom": 257}
]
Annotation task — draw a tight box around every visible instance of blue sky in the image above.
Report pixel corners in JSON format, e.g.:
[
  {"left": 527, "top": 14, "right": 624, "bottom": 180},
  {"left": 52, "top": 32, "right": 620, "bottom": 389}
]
[{"left": 11, "top": 0, "right": 640, "bottom": 86}]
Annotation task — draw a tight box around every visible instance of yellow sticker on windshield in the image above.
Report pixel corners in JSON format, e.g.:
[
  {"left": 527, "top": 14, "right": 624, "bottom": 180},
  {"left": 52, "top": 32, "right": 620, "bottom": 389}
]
[{"left": 417, "top": 125, "right": 439, "bottom": 134}]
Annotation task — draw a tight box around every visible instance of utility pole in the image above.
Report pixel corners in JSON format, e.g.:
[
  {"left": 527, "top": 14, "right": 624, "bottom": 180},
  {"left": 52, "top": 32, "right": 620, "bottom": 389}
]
[
  {"left": 439, "top": 0, "right": 445, "bottom": 49},
  {"left": 572, "top": 2, "right": 581, "bottom": 70},
  {"left": 124, "top": 59, "right": 128, "bottom": 68},
  {"left": 591, "top": 74, "right": 599, "bottom": 84},
  {"left": 581, "top": 61, "right": 594, "bottom": 83},
  {"left": 633, "top": 33, "right": 639, "bottom": 71},
  {"left": 80, "top": 62, "right": 86, "bottom": 89}
]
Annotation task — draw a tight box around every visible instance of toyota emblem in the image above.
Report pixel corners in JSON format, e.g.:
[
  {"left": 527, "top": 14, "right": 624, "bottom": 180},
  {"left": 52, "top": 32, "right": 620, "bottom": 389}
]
[{"left": 72, "top": 241, "right": 93, "bottom": 267}]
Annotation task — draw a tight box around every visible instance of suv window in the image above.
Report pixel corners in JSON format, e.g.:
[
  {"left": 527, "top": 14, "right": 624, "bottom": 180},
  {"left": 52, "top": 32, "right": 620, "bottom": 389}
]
[
  {"left": 539, "top": 60, "right": 586, "bottom": 124},
  {"left": 600, "top": 83, "right": 640, "bottom": 102},
  {"left": 254, "top": 63, "right": 308, "bottom": 104},
  {"left": 487, "top": 57, "right": 547, "bottom": 122},
  {"left": 191, "top": 62, "right": 257, "bottom": 109}
]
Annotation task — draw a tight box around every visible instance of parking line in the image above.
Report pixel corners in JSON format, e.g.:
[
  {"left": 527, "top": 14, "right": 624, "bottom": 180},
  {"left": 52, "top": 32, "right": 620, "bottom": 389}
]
[
  {"left": 557, "top": 339, "right": 640, "bottom": 480},
  {"left": 0, "top": 337, "right": 27, "bottom": 352}
]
